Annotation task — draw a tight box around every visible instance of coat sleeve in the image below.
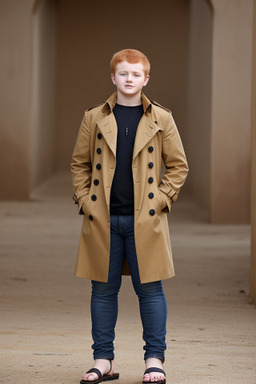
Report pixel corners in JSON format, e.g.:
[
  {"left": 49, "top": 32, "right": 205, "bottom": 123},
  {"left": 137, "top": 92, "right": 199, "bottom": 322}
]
[
  {"left": 71, "top": 112, "right": 92, "bottom": 214},
  {"left": 159, "top": 112, "right": 189, "bottom": 212}
]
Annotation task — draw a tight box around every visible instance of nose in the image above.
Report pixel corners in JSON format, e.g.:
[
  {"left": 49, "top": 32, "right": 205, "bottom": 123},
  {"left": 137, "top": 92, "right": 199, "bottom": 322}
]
[{"left": 126, "top": 73, "right": 132, "bottom": 82}]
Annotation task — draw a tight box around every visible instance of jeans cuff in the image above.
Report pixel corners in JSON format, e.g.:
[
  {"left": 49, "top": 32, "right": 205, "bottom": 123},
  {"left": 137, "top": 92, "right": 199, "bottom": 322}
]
[
  {"left": 144, "top": 355, "right": 165, "bottom": 363},
  {"left": 93, "top": 355, "right": 114, "bottom": 361}
]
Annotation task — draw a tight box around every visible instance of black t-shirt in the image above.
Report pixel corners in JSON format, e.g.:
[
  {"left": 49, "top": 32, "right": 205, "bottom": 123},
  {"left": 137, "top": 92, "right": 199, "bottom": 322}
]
[{"left": 110, "top": 103, "right": 144, "bottom": 215}]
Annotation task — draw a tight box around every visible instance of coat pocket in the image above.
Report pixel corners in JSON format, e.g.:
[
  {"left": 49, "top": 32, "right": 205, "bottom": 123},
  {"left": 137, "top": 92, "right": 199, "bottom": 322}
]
[
  {"left": 156, "top": 188, "right": 169, "bottom": 213},
  {"left": 80, "top": 194, "right": 90, "bottom": 215}
]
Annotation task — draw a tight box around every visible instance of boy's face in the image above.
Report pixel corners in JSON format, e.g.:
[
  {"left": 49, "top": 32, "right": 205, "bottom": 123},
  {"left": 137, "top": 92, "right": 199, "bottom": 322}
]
[{"left": 111, "top": 61, "right": 150, "bottom": 97}]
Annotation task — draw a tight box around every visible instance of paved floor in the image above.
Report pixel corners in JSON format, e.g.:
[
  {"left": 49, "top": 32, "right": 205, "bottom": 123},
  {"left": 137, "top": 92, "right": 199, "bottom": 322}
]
[{"left": 0, "top": 173, "right": 255, "bottom": 384}]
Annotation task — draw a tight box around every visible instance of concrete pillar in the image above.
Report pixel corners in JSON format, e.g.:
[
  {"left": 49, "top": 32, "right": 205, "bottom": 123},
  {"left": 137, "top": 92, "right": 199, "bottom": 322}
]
[
  {"left": 250, "top": 0, "right": 256, "bottom": 305},
  {"left": 187, "top": 0, "right": 213, "bottom": 212},
  {"left": 0, "top": 0, "right": 34, "bottom": 199},
  {"left": 210, "top": 0, "right": 253, "bottom": 223},
  {"left": 31, "top": 0, "right": 58, "bottom": 190},
  {"left": 0, "top": 0, "right": 58, "bottom": 199}
]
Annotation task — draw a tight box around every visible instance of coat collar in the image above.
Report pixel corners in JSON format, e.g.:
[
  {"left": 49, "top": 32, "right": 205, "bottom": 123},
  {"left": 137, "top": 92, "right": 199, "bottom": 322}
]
[
  {"left": 98, "top": 92, "right": 162, "bottom": 159},
  {"left": 104, "top": 91, "right": 152, "bottom": 113}
]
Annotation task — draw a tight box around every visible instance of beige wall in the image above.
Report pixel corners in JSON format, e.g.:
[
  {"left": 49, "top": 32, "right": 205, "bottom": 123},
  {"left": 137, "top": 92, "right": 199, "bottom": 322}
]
[
  {"left": 186, "top": 0, "right": 213, "bottom": 211},
  {"left": 56, "top": 0, "right": 190, "bottom": 172},
  {"left": 250, "top": 0, "right": 256, "bottom": 305},
  {"left": 0, "top": 0, "right": 254, "bottom": 227},
  {"left": 31, "top": 0, "right": 58, "bottom": 189},
  {"left": 210, "top": 0, "right": 253, "bottom": 223},
  {"left": 0, "top": 0, "right": 34, "bottom": 199}
]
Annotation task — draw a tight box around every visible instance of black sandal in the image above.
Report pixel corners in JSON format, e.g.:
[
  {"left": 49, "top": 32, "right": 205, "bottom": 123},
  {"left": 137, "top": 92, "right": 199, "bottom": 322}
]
[
  {"left": 80, "top": 360, "right": 119, "bottom": 384},
  {"left": 142, "top": 367, "right": 166, "bottom": 384}
]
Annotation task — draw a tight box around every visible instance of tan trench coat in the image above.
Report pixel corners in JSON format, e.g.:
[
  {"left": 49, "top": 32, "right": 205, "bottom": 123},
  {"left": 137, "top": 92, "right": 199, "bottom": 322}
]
[{"left": 71, "top": 92, "right": 188, "bottom": 283}]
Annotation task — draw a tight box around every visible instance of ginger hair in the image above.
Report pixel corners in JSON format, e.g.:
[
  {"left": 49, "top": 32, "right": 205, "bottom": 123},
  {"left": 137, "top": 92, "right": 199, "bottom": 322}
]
[{"left": 110, "top": 49, "right": 150, "bottom": 76}]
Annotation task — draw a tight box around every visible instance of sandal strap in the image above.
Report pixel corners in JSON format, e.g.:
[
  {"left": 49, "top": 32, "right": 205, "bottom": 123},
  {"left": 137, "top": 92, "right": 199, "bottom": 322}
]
[
  {"left": 144, "top": 367, "right": 165, "bottom": 376},
  {"left": 106, "top": 359, "right": 112, "bottom": 375},
  {"left": 86, "top": 368, "right": 102, "bottom": 379}
]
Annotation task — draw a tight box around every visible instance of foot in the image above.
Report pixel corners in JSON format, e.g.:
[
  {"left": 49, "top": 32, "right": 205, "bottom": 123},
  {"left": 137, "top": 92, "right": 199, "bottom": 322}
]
[
  {"left": 81, "top": 359, "right": 113, "bottom": 381},
  {"left": 143, "top": 358, "right": 165, "bottom": 383}
]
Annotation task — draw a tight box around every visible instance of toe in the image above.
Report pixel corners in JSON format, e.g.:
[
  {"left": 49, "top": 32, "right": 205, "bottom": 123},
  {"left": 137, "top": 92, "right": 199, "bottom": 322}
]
[
  {"left": 82, "top": 372, "right": 98, "bottom": 381},
  {"left": 149, "top": 373, "right": 165, "bottom": 383},
  {"left": 143, "top": 373, "right": 150, "bottom": 382}
]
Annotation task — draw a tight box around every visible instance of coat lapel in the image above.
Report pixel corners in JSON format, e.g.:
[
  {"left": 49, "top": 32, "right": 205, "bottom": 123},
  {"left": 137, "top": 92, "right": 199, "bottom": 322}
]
[
  {"left": 97, "top": 114, "right": 117, "bottom": 157},
  {"left": 133, "top": 114, "right": 163, "bottom": 160},
  {"left": 96, "top": 92, "right": 162, "bottom": 159}
]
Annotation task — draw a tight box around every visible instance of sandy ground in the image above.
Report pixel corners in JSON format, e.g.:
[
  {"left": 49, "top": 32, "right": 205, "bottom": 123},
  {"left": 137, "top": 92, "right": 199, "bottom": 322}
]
[{"left": 0, "top": 173, "right": 255, "bottom": 384}]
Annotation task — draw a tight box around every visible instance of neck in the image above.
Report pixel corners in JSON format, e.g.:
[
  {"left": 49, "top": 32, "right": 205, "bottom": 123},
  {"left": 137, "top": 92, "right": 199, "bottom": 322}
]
[{"left": 116, "top": 90, "right": 142, "bottom": 106}]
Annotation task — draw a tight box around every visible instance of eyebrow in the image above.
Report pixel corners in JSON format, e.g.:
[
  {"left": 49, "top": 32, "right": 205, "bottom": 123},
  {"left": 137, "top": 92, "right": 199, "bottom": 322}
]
[{"left": 118, "top": 70, "right": 142, "bottom": 74}]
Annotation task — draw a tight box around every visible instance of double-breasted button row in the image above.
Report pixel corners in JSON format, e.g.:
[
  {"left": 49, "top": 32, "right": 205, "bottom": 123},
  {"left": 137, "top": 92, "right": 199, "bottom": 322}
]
[
  {"left": 148, "top": 146, "right": 155, "bottom": 215},
  {"left": 89, "top": 133, "right": 102, "bottom": 221}
]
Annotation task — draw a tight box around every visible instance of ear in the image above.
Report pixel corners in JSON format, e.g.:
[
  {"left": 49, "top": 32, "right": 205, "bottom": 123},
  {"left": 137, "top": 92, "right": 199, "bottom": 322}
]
[
  {"left": 111, "top": 73, "right": 116, "bottom": 85},
  {"left": 143, "top": 75, "right": 150, "bottom": 86}
]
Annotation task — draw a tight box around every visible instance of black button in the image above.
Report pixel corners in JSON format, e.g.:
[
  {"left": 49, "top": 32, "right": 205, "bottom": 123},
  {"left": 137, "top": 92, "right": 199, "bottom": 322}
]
[
  {"left": 91, "top": 194, "right": 97, "bottom": 201},
  {"left": 148, "top": 162, "right": 154, "bottom": 169},
  {"left": 94, "top": 179, "right": 99, "bottom": 186},
  {"left": 97, "top": 148, "right": 102, "bottom": 154},
  {"left": 96, "top": 163, "right": 101, "bottom": 170},
  {"left": 154, "top": 121, "right": 158, "bottom": 124},
  {"left": 148, "top": 146, "right": 154, "bottom": 153},
  {"left": 97, "top": 133, "right": 102, "bottom": 139},
  {"left": 148, "top": 177, "right": 154, "bottom": 184},
  {"left": 149, "top": 209, "right": 155, "bottom": 216},
  {"left": 89, "top": 215, "right": 93, "bottom": 221},
  {"left": 148, "top": 192, "right": 154, "bottom": 199}
]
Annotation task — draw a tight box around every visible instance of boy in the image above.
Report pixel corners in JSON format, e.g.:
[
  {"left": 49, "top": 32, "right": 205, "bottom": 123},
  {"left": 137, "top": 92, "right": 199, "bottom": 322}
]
[{"left": 71, "top": 49, "right": 188, "bottom": 384}]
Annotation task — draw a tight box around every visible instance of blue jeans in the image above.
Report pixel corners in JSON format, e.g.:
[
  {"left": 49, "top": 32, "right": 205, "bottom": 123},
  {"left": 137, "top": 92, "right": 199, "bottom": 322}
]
[{"left": 91, "top": 214, "right": 167, "bottom": 362}]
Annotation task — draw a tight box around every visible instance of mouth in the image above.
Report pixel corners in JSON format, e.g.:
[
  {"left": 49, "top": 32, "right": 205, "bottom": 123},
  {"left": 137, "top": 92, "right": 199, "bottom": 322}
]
[{"left": 125, "top": 85, "right": 134, "bottom": 88}]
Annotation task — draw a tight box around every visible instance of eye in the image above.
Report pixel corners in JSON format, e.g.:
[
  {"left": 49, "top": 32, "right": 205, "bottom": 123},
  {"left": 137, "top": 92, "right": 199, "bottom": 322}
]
[{"left": 119, "top": 73, "right": 126, "bottom": 76}]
